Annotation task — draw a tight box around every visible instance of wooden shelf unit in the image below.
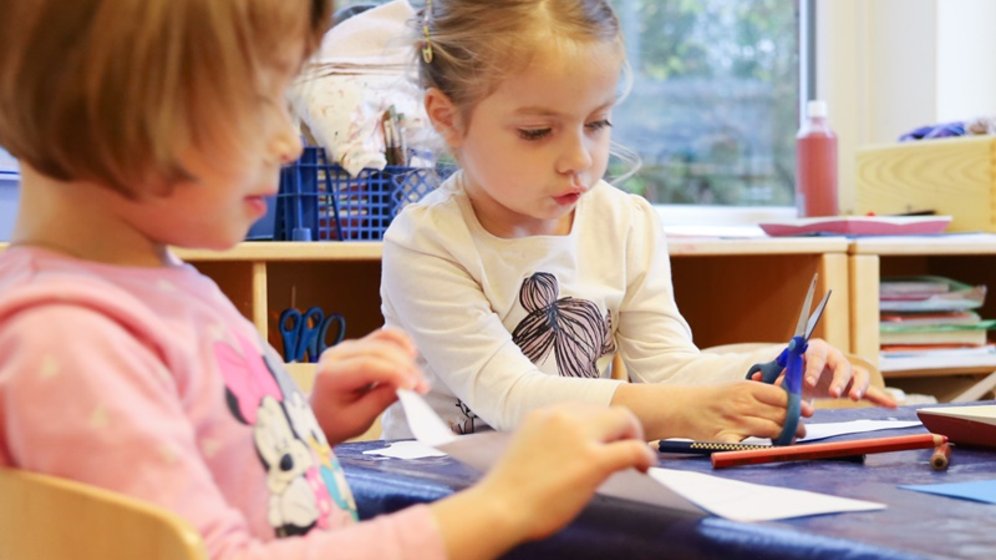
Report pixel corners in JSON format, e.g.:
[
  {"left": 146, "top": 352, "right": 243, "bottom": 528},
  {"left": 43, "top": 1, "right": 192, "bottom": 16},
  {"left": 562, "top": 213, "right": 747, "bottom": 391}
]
[
  {"left": 0, "top": 238, "right": 853, "bottom": 365},
  {"left": 849, "top": 234, "right": 996, "bottom": 402},
  {"left": 174, "top": 242, "right": 383, "bottom": 354},
  {"left": 667, "top": 237, "right": 850, "bottom": 351}
]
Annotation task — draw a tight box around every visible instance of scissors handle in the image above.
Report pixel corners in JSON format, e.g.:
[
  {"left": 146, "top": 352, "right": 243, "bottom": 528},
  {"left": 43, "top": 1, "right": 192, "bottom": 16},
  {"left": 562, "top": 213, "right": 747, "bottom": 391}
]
[
  {"left": 746, "top": 349, "right": 787, "bottom": 384},
  {"left": 777, "top": 393, "right": 802, "bottom": 446},
  {"left": 747, "top": 337, "right": 809, "bottom": 446},
  {"left": 781, "top": 336, "right": 809, "bottom": 395},
  {"left": 279, "top": 309, "right": 304, "bottom": 362},
  {"left": 297, "top": 307, "right": 325, "bottom": 362},
  {"left": 309, "top": 313, "right": 347, "bottom": 362},
  {"left": 279, "top": 307, "right": 326, "bottom": 363}
]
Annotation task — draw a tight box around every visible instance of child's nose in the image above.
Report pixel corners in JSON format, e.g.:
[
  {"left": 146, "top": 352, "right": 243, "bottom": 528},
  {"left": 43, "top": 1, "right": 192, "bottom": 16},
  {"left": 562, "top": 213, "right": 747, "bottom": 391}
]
[
  {"left": 273, "top": 133, "right": 303, "bottom": 165},
  {"left": 268, "top": 101, "right": 304, "bottom": 165},
  {"left": 557, "top": 132, "right": 593, "bottom": 175},
  {"left": 269, "top": 117, "right": 303, "bottom": 165}
]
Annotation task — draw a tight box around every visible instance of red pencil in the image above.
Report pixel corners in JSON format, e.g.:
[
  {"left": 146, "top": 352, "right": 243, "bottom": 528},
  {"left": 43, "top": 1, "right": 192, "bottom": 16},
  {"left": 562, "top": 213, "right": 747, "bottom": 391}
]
[{"left": 711, "top": 433, "right": 947, "bottom": 469}]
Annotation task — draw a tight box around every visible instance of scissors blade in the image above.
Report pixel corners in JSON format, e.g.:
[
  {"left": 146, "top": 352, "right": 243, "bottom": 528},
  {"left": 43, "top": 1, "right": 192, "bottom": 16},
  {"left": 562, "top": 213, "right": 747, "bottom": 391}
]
[
  {"left": 803, "top": 289, "right": 832, "bottom": 340},
  {"left": 793, "top": 274, "right": 819, "bottom": 337}
]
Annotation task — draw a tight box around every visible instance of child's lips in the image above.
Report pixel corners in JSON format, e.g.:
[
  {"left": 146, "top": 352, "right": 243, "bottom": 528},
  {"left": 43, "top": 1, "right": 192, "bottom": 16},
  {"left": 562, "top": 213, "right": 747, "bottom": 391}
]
[
  {"left": 554, "top": 188, "right": 585, "bottom": 205},
  {"left": 244, "top": 194, "right": 272, "bottom": 216}
]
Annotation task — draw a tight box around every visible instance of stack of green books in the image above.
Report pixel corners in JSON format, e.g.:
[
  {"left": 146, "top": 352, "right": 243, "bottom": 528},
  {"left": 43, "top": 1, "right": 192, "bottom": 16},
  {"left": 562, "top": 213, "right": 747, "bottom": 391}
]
[{"left": 879, "top": 275, "right": 995, "bottom": 354}]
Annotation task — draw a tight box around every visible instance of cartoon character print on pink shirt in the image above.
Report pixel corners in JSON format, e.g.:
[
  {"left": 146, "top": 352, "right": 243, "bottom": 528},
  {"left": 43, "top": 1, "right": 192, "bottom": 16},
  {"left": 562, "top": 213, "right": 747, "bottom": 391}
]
[
  {"left": 214, "top": 331, "right": 357, "bottom": 536},
  {"left": 282, "top": 390, "right": 358, "bottom": 520}
]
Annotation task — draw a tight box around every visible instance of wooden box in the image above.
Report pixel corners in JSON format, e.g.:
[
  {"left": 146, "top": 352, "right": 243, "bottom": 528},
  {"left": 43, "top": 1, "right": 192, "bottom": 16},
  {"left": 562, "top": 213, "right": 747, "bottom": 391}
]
[{"left": 856, "top": 136, "right": 996, "bottom": 232}]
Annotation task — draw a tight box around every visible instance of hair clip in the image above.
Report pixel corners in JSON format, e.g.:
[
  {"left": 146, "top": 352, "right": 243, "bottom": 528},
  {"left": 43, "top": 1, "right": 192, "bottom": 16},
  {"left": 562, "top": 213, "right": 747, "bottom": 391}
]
[{"left": 421, "top": 0, "right": 434, "bottom": 63}]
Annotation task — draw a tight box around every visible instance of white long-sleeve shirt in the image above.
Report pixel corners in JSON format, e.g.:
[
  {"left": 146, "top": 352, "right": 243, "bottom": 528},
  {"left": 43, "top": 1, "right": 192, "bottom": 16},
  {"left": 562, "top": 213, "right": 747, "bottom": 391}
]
[{"left": 381, "top": 174, "right": 773, "bottom": 438}]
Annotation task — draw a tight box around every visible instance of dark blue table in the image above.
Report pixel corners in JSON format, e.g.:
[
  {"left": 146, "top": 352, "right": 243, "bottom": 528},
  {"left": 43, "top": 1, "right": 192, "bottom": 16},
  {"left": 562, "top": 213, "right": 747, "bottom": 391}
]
[{"left": 335, "top": 403, "right": 996, "bottom": 559}]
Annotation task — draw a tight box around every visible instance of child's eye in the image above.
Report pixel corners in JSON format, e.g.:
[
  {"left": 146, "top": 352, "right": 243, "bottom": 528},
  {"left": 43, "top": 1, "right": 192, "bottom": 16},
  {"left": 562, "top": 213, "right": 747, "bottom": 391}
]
[
  {"left": 586, "top": 119, "right": 613, "bottom": 132},
  {"left": 518, "top": 128, "right": 551, "bottom": 141}
]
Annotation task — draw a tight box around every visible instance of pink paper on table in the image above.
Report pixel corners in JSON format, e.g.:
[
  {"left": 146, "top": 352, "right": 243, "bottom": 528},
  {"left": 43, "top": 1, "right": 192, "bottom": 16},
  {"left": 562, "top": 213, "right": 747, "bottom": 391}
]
[{"left": 759, "top": 216, "right": 951, "bottom": 237}]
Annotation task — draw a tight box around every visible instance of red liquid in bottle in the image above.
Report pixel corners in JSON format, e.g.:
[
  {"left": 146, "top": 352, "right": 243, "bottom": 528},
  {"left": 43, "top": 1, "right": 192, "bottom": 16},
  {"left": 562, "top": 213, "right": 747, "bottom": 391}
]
[{"left": 795, "top": 101, "right": 838, "bottom": 217}]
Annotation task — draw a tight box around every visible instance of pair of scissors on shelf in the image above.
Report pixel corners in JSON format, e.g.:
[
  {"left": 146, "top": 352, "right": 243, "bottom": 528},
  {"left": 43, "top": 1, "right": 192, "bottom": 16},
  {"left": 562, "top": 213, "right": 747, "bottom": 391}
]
[
  {"left": 746, "top": 273, "right": 832, "bottom": 446},
  {"left": 279, "top": 306, "right": 346, "bottom": 363}
]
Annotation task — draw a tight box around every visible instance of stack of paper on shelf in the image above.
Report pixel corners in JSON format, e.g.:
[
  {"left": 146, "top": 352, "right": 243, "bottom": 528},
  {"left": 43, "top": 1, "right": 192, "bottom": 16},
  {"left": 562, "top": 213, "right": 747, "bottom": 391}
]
[
  {"left": 880, "top": 311, "right": 991, "bottom": 347},
  {"left": 879, "top": 276, "right": 996, "bottom": 368}
]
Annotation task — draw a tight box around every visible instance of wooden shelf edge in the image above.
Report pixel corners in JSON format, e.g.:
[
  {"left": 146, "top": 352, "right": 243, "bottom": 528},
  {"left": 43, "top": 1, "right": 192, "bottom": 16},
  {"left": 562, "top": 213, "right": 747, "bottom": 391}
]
[
  {"left": 3, "top": 238, "right": 854, "bottom": 259},
  {"left": 667, "top": 237, "right": 849, "bottom": 256},
  {"left": 881, "top": 365, "right": 996, "bottom": 378},
  {"left": 176, "top": 242, "right": 383, "bottom": 261},
  {"left": 0, "top": 241, "right": 384, "bottom": 261},
  {"left": 849, "top": 234, "right": 996, "bottom": 256}
]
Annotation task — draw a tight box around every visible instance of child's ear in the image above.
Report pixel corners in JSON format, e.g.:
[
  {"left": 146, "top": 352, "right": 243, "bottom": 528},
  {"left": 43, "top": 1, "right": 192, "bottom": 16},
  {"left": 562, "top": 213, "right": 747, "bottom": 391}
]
[{"left": 424, "top": 88, "right": 464, "bottom": 149}]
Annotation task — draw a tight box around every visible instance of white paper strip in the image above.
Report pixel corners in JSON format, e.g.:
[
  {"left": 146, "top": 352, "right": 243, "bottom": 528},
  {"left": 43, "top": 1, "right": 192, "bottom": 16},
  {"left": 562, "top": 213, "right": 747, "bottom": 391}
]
[{"left": 394, "top": 389, "right": 886, "bottom": 522}]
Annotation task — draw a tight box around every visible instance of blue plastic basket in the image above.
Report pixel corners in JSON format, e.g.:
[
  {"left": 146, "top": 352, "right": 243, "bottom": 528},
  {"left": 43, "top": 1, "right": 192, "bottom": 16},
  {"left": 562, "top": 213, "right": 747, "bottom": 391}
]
[{"left": 273, "top": 147, "right": 447, "bottom": 241}]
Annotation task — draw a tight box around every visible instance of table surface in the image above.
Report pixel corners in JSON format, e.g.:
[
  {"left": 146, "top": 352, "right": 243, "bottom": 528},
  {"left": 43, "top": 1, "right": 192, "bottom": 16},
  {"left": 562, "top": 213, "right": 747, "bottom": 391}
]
[{"left": 335, "top": 403, "right": 996, "bottom": 560}]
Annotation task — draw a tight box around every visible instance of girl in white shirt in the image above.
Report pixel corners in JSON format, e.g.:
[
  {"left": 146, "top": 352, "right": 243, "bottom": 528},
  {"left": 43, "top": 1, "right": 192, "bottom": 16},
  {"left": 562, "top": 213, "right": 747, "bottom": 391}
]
[
  {"left": 381, "top": 0, "right": 895, "bottom": 440},
  {"left": 0, "top": 1, "right": 658, "bottom": 558}
]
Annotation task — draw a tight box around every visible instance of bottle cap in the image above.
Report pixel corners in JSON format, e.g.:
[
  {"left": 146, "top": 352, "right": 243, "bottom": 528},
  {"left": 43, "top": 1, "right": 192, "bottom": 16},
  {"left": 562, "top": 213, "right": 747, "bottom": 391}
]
[{"left": 807, "top": 100, "right": 828, "bottom": 118}]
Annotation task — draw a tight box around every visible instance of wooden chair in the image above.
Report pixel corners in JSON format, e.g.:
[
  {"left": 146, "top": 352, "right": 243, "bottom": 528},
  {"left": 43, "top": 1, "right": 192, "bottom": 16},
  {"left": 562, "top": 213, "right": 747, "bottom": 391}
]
[{"left": 0, "top": 468, "right": 207, "bottom": 560}]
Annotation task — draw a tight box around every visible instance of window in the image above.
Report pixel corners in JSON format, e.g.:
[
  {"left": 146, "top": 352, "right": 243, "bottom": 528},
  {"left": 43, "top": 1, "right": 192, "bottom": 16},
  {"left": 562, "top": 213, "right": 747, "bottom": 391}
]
[
  {"left": 611, "top": 0, "right": 802, "bottom": 207},
  {"left": 335, "top": 0, "right": 804, "bottom": 212}
]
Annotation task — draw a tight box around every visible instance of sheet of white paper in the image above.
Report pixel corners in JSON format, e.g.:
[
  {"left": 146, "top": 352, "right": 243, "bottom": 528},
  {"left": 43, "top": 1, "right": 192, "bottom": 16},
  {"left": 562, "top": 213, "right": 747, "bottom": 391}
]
[
  {"left": 363, "top": 440, "right": 446, "bottom": 459},
  {"left": 396, "top": 388, "right": 457, "bottom": 447},
  {"left": 740, "top": 419, "right": 922, "bottom": 445},
  {"left": 395, "top": 389, "right": 886, "bottom": 521},
  {"left": 798, "top": 419, "right": 922, "bottom": 442},
  {"left": 649, "top": 469, "right": 884, "bottom": 522}
]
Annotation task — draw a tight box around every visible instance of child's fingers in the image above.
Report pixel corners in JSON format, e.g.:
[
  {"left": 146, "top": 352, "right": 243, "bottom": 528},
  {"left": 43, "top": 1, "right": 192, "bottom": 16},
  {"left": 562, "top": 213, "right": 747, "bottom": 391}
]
[
  {"left": 594, "top": 440, "right": 657, "bottom": 473},
  {"left": 803, "top": 339, "right": 830, "bottom": 386},
  {"left": 584, "top": 406, "right": 647, "bottom": 443},
  {"left": 860, "top": 384, "right": 898, "bottom": 408},
  {"left": 318, "top": 354, "right": 424, "bottom": 391},
  {"left": 321, "top": 337, "right": 415, "bottom": 369},
  {"left": 715, "top": 416, "right": 790, "bottom": 443},
  {"left": 732, "top": 413, "right": 809, "bottom": 442},
  {"left": 346, "top": 383, "right": 400, "bottom": 417},
  {"left": 841, "top": 365, "right": 870, "bottom": 400},
  {"left": 749, "top": 381, "right": 791, "bottom": 408},
  {"left": 367, "top": 326, "right": 418, "bottom": 356},
  {"left": 728, "top": 384, "right": 810, "bottom": 441},
  {"left": 827, "top": 358, "right": 856, "bottom": 398},
  {"left": 320, "top": 336, "right": 422, "bottom": 375},
  {"left": 800, "top": 399, "right": 815, "bottom": 417}
]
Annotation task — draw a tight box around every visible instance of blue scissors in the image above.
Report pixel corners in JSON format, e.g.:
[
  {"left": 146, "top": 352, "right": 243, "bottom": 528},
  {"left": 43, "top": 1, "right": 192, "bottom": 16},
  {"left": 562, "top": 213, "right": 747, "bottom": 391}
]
[
  {"left": 278, "top": 307, "right": 347, "bottom": 363},
  {"left": 746, "top": 274, "right": 831, "bottom": 446}
]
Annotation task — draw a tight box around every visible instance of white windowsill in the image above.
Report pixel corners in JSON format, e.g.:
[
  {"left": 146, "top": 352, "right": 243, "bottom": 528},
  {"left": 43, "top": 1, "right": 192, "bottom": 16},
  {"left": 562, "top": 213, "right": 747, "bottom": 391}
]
[{"left": 655, "top": 204, "right": 795, "bottom": 238}]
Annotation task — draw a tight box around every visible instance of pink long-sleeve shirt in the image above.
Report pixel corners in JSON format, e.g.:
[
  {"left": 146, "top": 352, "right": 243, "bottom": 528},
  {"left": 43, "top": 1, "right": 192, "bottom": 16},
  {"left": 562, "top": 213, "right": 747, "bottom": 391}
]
[{"left": 0, "top": 246, "right": 446, "bottom": 559}]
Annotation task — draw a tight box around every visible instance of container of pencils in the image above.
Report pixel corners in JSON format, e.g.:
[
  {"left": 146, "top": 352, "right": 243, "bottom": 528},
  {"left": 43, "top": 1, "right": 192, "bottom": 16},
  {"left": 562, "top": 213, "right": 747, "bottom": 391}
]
[{"left": 271, "top": 147, "right": 452, "bottom": 241}]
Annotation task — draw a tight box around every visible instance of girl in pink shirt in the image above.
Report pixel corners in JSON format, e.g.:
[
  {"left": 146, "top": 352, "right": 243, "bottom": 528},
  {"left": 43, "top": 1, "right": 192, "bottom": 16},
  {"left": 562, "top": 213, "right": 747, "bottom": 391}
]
[{"left": 0, "top": 1, "right": 655, "bottom": 559}]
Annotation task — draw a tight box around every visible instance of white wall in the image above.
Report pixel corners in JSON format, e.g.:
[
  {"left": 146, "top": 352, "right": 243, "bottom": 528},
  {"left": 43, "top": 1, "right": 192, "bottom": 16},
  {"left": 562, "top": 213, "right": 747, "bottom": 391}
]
[
  {"left": 936, "top": 0, "right": 996, "bottom": 121},
  {"left": 819, "top": 0, "right": 996, "bottom": 214}
]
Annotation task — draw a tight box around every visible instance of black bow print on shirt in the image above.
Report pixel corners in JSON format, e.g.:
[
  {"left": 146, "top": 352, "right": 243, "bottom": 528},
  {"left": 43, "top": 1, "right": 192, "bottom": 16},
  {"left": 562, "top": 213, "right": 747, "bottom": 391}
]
[{"left": 511, "top": 272, "right": 615, "bottom": 378}]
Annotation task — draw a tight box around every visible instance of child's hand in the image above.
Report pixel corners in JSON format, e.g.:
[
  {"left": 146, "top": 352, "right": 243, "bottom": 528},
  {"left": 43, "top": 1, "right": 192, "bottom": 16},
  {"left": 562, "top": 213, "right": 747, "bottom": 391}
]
[
  {"left": 613, "top": 381, "right": 811, "bottom": 442},
  {"left": 309, "top": 327, "right": 428, "bottom": 443},
  {"left": 429, "top": 404, "right": 655, "bottom": 558},
  {"left": 670, "top": 381, "right": 814, "bottom": 442},
  {"left": 800, "top": 339, "right": 897, "bottom": 408},
  {"left": 480, "top": 404, "right": 656, "bottom": 541}
]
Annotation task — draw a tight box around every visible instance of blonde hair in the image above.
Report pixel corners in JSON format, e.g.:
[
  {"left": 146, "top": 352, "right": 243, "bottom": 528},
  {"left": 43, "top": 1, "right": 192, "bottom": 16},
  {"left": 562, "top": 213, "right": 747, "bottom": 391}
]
[
  {"left": 417, "top": 0, "right": 624, "bottom": 117},
  {"left": 0, "top": 0, "right": 332, "bottom": 197}
]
